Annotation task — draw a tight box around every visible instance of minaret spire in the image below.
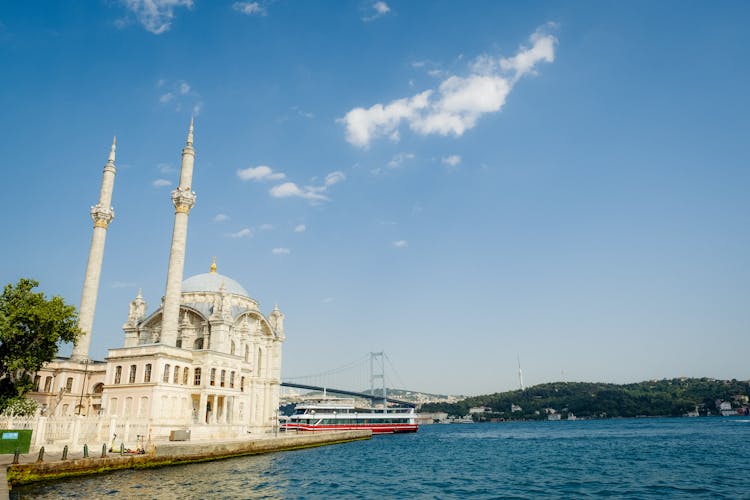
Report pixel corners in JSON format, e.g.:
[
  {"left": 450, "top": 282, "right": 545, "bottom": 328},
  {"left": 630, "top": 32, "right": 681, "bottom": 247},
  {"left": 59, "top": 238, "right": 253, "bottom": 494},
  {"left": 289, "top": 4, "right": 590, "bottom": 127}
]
[
  {"left": 161, "top": 119, "right": 197, "bottom": 346},
  {"left": 108, "top": 136, "right": 116, "bottom": 163},
  {"left": 71, "top": 138, "right": 118, "bottom": 361}
]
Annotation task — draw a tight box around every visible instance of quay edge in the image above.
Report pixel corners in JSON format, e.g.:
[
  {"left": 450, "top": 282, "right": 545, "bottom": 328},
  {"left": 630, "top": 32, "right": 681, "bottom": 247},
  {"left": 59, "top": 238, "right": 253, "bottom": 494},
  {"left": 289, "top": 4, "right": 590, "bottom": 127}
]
[{"left": 5, "top": 430, "right": 371, "bottom": 489}]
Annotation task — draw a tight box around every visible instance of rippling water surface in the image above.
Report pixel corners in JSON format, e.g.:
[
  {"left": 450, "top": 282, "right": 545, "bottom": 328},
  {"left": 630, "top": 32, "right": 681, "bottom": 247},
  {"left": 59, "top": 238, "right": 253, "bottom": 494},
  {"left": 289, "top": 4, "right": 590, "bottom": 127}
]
[{"left": 13, "top": 417, "right": 750, "bottom": 499}]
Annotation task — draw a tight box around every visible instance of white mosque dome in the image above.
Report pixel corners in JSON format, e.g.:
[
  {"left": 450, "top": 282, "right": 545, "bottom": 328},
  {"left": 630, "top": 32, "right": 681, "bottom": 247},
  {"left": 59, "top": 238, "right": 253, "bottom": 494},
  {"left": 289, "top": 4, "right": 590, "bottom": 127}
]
[{"left": 181, "top": 272, "right": 250, "bottom": 297}]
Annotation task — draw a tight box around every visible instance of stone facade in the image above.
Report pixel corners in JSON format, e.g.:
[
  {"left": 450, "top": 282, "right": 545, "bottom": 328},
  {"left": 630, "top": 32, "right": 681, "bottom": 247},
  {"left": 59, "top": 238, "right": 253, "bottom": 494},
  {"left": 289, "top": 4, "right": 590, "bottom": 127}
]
[{"left": 27, "top": 122, "right": 285, "bottom": 441}]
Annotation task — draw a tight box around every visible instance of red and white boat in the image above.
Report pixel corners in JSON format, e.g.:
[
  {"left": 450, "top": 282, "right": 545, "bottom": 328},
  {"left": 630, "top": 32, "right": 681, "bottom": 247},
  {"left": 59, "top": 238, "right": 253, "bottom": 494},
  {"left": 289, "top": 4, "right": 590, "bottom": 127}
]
[{"left": 281, "top": 398, "right": 418, "bottom": 434}]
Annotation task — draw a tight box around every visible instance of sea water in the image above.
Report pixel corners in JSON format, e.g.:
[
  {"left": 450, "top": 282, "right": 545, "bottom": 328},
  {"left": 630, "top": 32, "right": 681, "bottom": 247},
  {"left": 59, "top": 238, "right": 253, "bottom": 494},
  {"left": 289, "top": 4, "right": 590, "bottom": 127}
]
[{"left": 13, "top": 417, "right": 750, "bottom": 498}]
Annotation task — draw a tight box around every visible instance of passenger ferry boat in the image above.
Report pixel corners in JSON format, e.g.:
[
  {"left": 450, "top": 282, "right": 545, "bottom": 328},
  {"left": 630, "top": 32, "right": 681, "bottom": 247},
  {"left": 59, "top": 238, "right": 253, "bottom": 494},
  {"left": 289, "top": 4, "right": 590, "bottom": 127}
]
[{"left": 281, "top": 398, "right": 419, "bottom": 434}]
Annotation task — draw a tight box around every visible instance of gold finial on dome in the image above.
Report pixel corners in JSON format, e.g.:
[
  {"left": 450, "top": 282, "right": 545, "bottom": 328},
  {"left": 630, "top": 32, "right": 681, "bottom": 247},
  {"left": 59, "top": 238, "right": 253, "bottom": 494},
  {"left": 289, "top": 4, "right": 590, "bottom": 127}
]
[{"left": 210, "top": 256, "right": 217, "bottom": 274}]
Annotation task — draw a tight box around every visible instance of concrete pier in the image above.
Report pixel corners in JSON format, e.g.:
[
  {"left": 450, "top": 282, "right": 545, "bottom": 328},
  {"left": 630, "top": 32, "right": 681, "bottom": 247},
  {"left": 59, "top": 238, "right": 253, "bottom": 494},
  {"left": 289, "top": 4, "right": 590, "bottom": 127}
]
[{"left": 2, "top": 430, "right": 370, "bottom": 494}]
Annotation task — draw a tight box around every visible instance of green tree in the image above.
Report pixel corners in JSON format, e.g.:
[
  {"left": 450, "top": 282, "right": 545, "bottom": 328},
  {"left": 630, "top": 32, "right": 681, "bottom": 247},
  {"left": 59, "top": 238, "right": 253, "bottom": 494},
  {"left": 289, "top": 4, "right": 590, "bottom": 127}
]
[{"left": 0, "top": 279, "right": 80, "bottom": 412}]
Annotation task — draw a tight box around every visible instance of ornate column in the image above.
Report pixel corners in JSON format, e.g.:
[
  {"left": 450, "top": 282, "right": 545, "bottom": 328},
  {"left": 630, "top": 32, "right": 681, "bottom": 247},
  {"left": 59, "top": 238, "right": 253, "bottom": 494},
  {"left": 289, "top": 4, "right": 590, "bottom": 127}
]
[
  {"left": 161, "top": 119, "right": 196, "bottom": 346},
  {"left": 72, "top": 137, "right": 117, "bottom": 361}
]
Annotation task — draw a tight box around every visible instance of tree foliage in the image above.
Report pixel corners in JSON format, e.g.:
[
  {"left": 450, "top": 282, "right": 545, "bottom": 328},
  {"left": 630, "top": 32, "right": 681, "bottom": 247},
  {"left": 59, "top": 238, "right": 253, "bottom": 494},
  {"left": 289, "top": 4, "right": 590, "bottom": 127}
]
[
  {"left": 421, "top": 378, "right": 750, "bottom": 419},
  {"left": 0, "top": 279, "right": 80, "bottom": 411}
]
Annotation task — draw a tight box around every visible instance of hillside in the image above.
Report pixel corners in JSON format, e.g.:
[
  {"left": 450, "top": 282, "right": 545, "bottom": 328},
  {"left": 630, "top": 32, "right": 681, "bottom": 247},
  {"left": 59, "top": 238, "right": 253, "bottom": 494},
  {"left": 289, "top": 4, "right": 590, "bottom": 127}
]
[{"left": 420, "top": 378, "right": 750, "bottom": 419}]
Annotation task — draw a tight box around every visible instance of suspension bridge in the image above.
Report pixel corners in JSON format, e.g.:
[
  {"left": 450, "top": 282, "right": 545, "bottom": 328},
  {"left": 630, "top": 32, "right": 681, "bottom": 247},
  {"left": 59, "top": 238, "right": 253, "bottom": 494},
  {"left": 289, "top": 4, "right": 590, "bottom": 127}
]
[{"left": 281, "top": 352, "right": 416, "bottom": 408}]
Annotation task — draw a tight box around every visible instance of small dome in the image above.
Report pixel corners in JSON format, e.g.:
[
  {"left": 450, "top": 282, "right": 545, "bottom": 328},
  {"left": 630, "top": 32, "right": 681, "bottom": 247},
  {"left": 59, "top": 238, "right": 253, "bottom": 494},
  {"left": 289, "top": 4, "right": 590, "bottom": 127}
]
[{"left": 182, "top": 272, "right": 250, "bottom": 297}]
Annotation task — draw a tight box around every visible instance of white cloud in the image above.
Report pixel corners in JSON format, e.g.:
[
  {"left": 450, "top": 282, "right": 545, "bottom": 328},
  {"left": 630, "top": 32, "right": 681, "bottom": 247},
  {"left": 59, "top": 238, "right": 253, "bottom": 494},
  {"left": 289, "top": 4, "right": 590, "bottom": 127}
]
[
  {"left": 500, "top": 25, "right": 557, "bottom": 82},
  {"left": 213, "top": 213, "right": 230, "bottom": 222},
  {"left": 340, "top": 91, "right": 431, "bottom": 148},
  {"left": 121, "top": 0, "right": 193, "bottom": 35},
  {"left": 272, "top": 247, "right": 290, "bottom": 255},
  {"left": 374, "top": 1, "right": 390, "bottom": 14},
  {"left": 259, "top": 223, "right": 274, "bottom": 231},
  {"left": 228, "top": 228, "right": 253, "bottom": 238},
  {"left": 392, "top": 240, "right": 408, "bottom": 248},
  {"left": 324, "top": 171, "right": 346, "bottom": 186},
  {"left": 237, "top": 165, "right": 286, "bottom": 182},
  {"left": 179, "top": 82, "right": 190, "bottom": 94},
  {"left": 387, "top": 152, "right": 415, "bottom": 169},
  {"left": 159, "top": 92, "right": 175, "bottom": 103},
  {"left": 294, "top": 224, "right": 307, "bottom": 233},
  {"left": 442, "top": 155, "right": 462, "bottom": 166},
  {"left": 152, "top": 179, "right": 172, "bottom": 187},
  {"left": 363, "top": 1, "right": 391, "bottom": 21},
  {"left": 233, "top": 1, "right": 265, "bottom": 15},
  {"left": 322, "top": 297, "right": 334, "bottom": 303},
  {"left": 341, "top": 25, "right": 557, "bottom": 147},
  {"left": 269, "top": 171, "right": 345, "bottom": 203},
  {"left": 269, "top": 182, "right": 328, "bottom": 202}
]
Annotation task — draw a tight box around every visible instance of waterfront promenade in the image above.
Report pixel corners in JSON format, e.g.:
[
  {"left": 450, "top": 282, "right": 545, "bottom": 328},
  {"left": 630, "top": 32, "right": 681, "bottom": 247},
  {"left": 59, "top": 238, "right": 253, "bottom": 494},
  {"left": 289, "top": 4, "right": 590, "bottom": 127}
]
[{"left": 1, "top": 430, "right": 371, "bottom": 497}]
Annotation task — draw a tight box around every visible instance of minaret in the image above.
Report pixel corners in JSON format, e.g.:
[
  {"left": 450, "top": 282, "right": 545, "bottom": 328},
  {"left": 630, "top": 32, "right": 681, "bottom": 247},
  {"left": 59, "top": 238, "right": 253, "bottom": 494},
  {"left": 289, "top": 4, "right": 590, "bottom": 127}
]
[
  {"left": 160, "top": 119, "right": 196, "bottom": 346},
  {"left": 71, "top": 137, "right": 117, "bottom": 361}
]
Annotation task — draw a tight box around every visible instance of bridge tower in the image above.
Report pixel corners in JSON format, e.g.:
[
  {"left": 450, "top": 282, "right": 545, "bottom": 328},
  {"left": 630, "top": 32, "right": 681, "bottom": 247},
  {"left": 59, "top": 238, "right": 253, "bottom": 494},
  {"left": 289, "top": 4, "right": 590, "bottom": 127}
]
[{"left": 370, "top": 351, "right": 387, "bottom": 408}]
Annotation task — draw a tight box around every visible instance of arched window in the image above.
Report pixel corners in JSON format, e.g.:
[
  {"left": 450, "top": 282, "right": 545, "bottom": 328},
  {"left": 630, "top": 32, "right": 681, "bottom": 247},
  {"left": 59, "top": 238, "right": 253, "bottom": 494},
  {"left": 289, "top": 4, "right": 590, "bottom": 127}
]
[
  {"left": 230, "top": 371, "right": 235, "bottom": 389},
  {"left": 220, "top": 369, "right": 226, "bottom": 387},
  {"left": 33, "top": 375, "right": 41, "bottom": 391},
  {"left": 129, "top": 365, "right": 137, "bottom": 383},
  {"left": 230, "top": 341, "right": 236, "bottom": 356},
  {"left": 44, "top": 376, "right": 52, "bottom": 392},
  {"left": 92, "top": 383, "right": 104, "bottom": 394},
  {"left": 144, "top": 364, "right": 152, "bottom": 383},
  {"left": 65, "top": 377, "right": 74, "bottom": 392},
  {"left": 210, "top": 368, "right": 216, "bottom": 386},
  {"left": 194, "top": 368, "right": 202, "bottom": 386},
  {"left": 114, "top": 366, "right": 122, "bottom": 384},
  {"left": 240, "top": 376, "right": 245, "bottom": 392},
  {"left": 194, "top": 338, "right": 204, "bottom": 350},
  {"left": 257, "top": 348, "right": 262, "bottom": 375},
  {"left": 163, "top": 364, "right": 170, "bottom": 383},
  {"left": 173, "top": 366, "right": 180, "bottom": 384},
  {"left": 244, "top": 344, "right": 249, "bottom": 362},
  {"left": 139, "top": 396, "right": 149, "bottom": 417},
  {"left": 183, "top": 368, "right": 189, "bottom": 385}
]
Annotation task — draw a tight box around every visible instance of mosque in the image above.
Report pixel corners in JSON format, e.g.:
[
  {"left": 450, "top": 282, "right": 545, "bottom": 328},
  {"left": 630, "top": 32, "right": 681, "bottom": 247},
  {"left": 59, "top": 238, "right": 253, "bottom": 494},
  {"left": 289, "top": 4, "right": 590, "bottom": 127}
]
[{"left": 27, "top": 121, "right": 285, "bottom": 439}]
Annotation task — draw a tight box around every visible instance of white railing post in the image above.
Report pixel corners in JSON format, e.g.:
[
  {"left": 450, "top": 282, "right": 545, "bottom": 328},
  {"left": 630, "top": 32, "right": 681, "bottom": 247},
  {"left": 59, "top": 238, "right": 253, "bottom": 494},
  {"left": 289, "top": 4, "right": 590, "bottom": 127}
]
[
  {"left": 71, "top": 415, "right": 83, "bottom": 446},
  {"left": 32, "top": 416, "right": 47, "bottom": 447}
]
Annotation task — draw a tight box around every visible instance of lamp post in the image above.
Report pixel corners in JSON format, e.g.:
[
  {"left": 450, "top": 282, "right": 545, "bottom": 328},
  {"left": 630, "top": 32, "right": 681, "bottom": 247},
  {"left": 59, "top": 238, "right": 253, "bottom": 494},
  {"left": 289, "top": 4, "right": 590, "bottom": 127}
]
[{"left": 77, "top": 359, "right": 89, "bottom": 416}]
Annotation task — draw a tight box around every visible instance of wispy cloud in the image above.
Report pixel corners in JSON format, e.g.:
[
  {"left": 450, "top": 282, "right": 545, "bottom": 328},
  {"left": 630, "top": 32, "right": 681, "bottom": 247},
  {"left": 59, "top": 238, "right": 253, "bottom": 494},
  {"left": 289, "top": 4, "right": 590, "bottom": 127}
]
[
  {"left": 259, "top": 223, "right": 274, "bottom": 231},
  {"left": 111, "top": 281, "right": 137, "bottom": 289},
  {"left": 237, "top": 165, "right": 286, "bottom": 182},
  {"left": 232, "top": 1, "right": 266, "bottom": 16},
  {"left": 294, "top": 224, "right": 306, "bottom": 233},
  {"left": 269, "top": 171, "right": 346, "bottom": 203},
  {"left": 272, "top": 247, "right": 290, "bottom": 255},
  {"left": 157, "top": 162, "right": 175, "bottom": 174},
  {"left": 277, "top": 106, "right": 315, "bottom": 123},
  {"left": 442, "top": 155, "right": 462, "bottom": 167},
  {"left": 392, "top": 240, "right": 409, "bottom": 248},
  {"left": 153, "top": 179, "right": 172, "bottom": 188},
  {"left": 387, "top": 152, "right": 415, "bottom": 169},
  {"left": 363, "top": 1, "right": 391, "bottom": 21},
  {"left": 228, "top": 228, "right": 253, "bottom": 238},
  {"left": 119, "top": 0, "right": 193, "bottom": 35},
  {"left": 157, "top": 79, "right": 202, "bottom": 115},
  {"left": 340, "top": 25, "right": 557, "bottom": 148},
  {"left": 213, "top": 213, "right": 230, "bottom": 222}
]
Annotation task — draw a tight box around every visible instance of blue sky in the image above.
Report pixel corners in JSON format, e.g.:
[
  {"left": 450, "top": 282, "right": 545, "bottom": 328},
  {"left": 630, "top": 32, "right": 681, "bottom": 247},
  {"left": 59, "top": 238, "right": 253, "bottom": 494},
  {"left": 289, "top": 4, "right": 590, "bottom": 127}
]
[{"left": 1, "top": 1, "right": 748, "bottom": 395}]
